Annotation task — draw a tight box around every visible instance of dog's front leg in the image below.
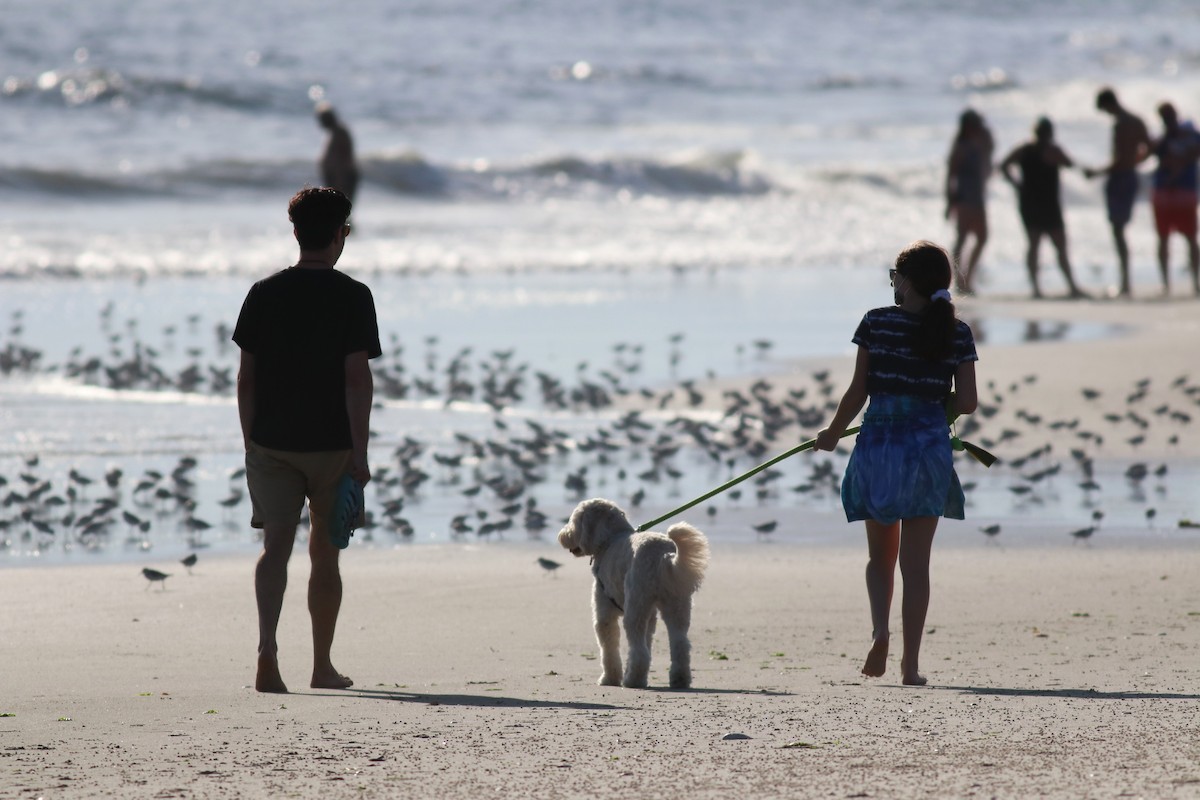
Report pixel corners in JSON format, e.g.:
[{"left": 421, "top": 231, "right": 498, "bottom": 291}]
[{"left": 592, "top": 583, "right": 622, "bottom": 686}]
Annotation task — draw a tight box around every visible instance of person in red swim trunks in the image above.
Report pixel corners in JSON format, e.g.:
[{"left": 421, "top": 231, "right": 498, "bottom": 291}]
[{"left": 1150, "top": 102, "right": 1200, "bottom": 295}]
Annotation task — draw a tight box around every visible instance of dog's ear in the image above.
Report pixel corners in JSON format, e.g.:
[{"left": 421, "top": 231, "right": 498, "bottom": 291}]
[
  {"left": 558, "top": 499, "right": 598, "bottom": 555},
  {"left": 571, "top": 500, "right": 599, "bottom": 554},
  {"left": 562, "top": 498, "right": 599, "bottom": 555},
  {"left": 557, "top": 518, "right": 578, "bottom": 553}
]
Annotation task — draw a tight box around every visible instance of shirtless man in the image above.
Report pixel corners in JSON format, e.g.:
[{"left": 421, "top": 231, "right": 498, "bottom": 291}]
[
  {"left": 316, "top": 104, "right": 360, "bottom": 203},
  {"left": 1084, "top": 88, "right": 1152, "bottom": 297},
  {"left": 1150, "top": 102, "right": 1200, "bottom": 295}
]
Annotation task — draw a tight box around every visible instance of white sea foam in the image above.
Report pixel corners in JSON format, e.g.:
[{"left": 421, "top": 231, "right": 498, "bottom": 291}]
[{"left": 1, "top": 0, "right": 1197, "bottom": 281}]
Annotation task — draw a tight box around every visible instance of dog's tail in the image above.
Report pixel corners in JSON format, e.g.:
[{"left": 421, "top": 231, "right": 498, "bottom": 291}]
[{"left": 666, "top": 523, "right": 709, "bottom": 595}]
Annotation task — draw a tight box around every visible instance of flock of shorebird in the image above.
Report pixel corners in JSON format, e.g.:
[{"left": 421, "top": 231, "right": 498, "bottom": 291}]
[{"left": 2, "top": 306, "right": 1197, "bottom": 583}]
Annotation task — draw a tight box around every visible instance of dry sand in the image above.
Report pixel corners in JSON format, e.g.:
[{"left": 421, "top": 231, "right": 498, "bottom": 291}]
[{"left": 3, "top": 294, "right": 1200, "bottom": 799}]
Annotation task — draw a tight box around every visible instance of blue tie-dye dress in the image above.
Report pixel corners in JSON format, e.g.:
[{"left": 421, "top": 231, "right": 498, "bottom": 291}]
[{"left": 840, "top": 306, "right": 978, "bottom": 524}]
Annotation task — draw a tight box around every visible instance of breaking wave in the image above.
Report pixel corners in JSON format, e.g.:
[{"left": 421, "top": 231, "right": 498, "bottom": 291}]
[{"left": 0, "top": 149, "right": 780, "bottom": 200}]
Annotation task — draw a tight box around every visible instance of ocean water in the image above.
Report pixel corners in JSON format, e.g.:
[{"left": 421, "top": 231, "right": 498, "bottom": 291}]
[
  {"left": 3, "top": 1, "right": 1199, "bottom": 565},
  {"left": 4, "top": 0, "right": 1200, "bottom": 280}
]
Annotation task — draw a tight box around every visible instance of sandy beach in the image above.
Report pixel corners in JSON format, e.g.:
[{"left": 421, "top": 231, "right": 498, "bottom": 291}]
[
  {"left": 7, "top": 2, "right": 1200, "bottom": 795},
  {"left": 4, "top": 292, "right": 1200, "bottom": 799},
  {"left": 3, "top": 540, "right": 1198, "bottom": 799}
]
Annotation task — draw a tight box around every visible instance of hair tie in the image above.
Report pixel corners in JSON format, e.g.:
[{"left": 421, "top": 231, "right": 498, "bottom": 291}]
[{"left": 930, "top": 289, "right": 952, "bottom": 303}]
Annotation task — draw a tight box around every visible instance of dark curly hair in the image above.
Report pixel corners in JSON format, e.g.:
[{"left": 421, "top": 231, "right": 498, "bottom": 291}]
[{"left": 288, "top": 187, "right": 352, "bottom": 250}]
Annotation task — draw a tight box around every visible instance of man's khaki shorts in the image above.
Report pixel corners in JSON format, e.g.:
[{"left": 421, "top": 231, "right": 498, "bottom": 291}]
[{"left": 245, "top": 441, "right": 352, "bottom": 532}]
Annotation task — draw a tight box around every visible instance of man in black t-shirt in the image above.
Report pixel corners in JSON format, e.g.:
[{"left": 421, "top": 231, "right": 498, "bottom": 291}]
[
  {"left": 233, "top": 187, "right": 381, "bottom": 693},
  {"left": 999, "top": 117, "right": 1087, "bottom": 299}
]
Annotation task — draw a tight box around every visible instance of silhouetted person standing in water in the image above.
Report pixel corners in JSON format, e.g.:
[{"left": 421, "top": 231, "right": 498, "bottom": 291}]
[
  {"left": 945, "top": 109, "right": 994, "bottom": 294},
  {"left": 1000, "top": 117, "right": 1087, "bottom": 299},
  {"left": 1150, "top": 102, "right": 1200, "bottom": 295},
  {"left": 316, "top": 104, "right": 360, "bottom": 203},
  {"left": 1084, "top": 88, "right": 1152, "bottom": 297}
]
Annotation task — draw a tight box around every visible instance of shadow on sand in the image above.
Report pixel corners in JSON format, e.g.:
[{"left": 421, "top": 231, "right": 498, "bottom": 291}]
[
  {"left": 321, "top": 684, "right": 793, "bottom": 708},
  {"left": 935, "top": 685, "right": 1200, "bottom": 701},
  {"left": 337, "top": 687, "right": 623, "bottom": 710}
]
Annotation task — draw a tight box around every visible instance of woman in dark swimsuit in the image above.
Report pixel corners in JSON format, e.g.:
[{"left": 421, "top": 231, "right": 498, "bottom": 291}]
[{"left": 945, "top": 110, "right": 994, "bottom": 294}]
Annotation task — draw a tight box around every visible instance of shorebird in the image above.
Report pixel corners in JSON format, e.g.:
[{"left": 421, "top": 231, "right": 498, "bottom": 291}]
[
  {"left": 980, "top": 524, "right": 1001, "bottom": 539},
  {"left": 218, "top": 490, "right": 244, "bottom": 509},
  {"left": 180, "top": 553, "right": 198, "bottom": 574},
  {"left": 536, "top": 557, "right": 562, "bottom": 576},
  {"left": 141, "top": 567, "right": 170, "bottom": 590},
  {"left": 1069, "top": 526, "right": 1095, "bottom": 544},
  {"left": 752, "top": 520, "right": 778, "bottom": 540}
]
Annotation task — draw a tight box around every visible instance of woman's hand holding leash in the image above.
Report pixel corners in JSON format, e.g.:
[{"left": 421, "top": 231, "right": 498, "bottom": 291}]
[{"left": 814, "top": 428, "right": 843, "bottom": 452}]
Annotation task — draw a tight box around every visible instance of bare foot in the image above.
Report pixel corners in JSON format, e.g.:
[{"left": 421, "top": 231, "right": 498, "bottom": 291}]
[
  {"left": 900, "top": 659, "right": 927, "bottom": 686},
  {"left": 861, "top": 637, "right": 888, "bottom": 678},
  {"left": 256, "top": 655, "right": 288, "bottom": 694},
  {"left": 311, "top": 670, "right": 354, "bottom": 690}
]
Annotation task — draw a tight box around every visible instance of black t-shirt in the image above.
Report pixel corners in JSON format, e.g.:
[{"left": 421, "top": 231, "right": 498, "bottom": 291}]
[
  {"left": 233, "top": 267, "right": 382, "bottom": 452},
  {"left": 1016, "top": 145, "right": 1062, "bottom": 212}
]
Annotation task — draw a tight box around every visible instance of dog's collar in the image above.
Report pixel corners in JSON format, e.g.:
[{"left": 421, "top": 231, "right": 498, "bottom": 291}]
[{"left": 590, "top": 557, "right": 624, "bottom": 612}]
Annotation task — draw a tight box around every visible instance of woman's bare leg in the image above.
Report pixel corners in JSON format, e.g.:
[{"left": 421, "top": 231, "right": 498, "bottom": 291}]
[
  {"left": 898, "top": 516, "right": 939, "bottom": 685},
  {"left": 862, "top": 520, "right": 900, "bottom": 677}
]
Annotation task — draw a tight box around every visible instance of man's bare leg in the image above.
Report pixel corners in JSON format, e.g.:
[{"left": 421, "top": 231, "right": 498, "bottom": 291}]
[
  {"left": 1188, "top": 234, "right": 1200, "bottom": 294},
  {"left": 1157, "top": 235, "right": 1171, "bottom": 294},
  {"left": 898, "top": 517, "right": 938, "bottom": 686},
  {"left": 1114, "top": 224, "right": 1132, "bottom": 296},
  {"left": 862, "top": 520, "right": 900, "bottom": 677},
  {"left": 1047, "top": 229, "right": 1085, "bottom": 297},
  {"left": 1025, "top": 230, "right": 1043, "bottom": 298},
  {"left": 309, "top": 523, "right": 352, "bottom": 689},
  {"left": 256, "top": 524, "right": 295, "bottom": 693}
]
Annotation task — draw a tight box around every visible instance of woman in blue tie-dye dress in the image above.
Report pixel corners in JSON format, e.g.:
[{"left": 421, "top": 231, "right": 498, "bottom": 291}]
[{"left": 815, "top": 241, "right": 979, "bottom": 686}]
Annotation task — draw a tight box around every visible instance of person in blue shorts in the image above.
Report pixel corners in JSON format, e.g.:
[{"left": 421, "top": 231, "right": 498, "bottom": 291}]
[
  {"left": 815, "top": 241, "right": 978, "bottom": 685},
  {"left": 1084, "top": 88, "right": 1152, "bottom": 297}
]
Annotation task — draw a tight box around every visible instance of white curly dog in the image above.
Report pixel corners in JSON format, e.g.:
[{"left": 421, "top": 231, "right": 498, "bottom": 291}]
[{"left": 558, "top": 498, "right": 709, "bottom": 689}]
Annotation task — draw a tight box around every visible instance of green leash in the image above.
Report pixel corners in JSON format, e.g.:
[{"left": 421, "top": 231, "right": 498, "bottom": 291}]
[
  {"left": 634, "top": 424, "right": 996, "bottom": 533},
  {"left": 635, "top": 426, "right": 858, "bottom": 532}
]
